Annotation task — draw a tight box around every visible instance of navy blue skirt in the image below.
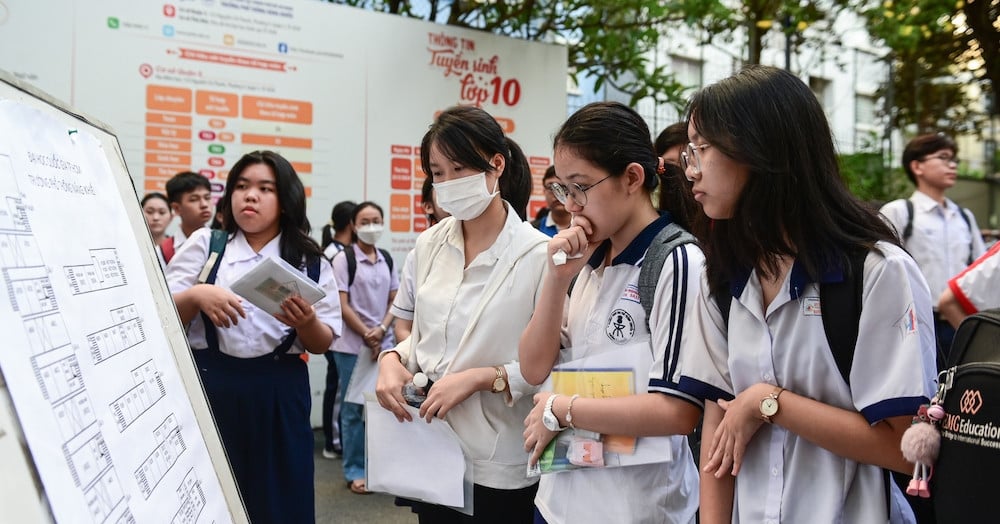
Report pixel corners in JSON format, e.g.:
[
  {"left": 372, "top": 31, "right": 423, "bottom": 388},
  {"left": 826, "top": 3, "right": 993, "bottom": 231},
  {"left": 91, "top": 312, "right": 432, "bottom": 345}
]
[{"left": 194, "top": 348, "right": 314, "bottom": 524}]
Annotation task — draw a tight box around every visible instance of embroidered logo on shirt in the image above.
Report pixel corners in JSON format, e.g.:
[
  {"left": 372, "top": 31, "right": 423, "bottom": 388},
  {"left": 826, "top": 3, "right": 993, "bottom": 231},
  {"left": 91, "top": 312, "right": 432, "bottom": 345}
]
[
  {"left": 621, "top": 284, "right": 640, "bottom": 304},
  {"left": 606, "top": 309, "right": 635, "bottom": 344},
  {"left": 897, "top": 304, "right": 918, "bottom": 336},
  {"left": 802, "top": 297, "right": 822, "bottom": 316}
]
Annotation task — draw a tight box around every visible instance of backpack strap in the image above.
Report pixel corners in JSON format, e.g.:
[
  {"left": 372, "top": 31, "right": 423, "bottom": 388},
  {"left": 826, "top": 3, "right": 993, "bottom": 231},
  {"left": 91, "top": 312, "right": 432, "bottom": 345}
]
[
  {"left": 160, "top": 237, "right": 176, "bottom": 264},
  {"left": 379, "top": 248, "right": 394, "bottom": 273},
  {"left": 638, "top": 223, "right": 697, "bottom": 331},
  {"left": 903, "top": 199, "right": 914, "bottom": 242},
  {"left": 270, "top": 256, "right": 323, "bottom": 355},
  {"left": 199, "top": 230, "right": 231, "bottom": 352},
  {"left": 818, "top": 249, "right": 867, "bottom": 385},
  {"left": 343, "top": 247, "right": 358, "bottom": 288},
  {"left": 957, "top": 207, "right": 974, "bottom": 265}
]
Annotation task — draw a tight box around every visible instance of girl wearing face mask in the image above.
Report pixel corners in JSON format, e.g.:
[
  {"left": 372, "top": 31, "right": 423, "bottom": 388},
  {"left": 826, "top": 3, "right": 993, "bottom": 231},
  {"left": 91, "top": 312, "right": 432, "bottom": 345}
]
[
  {"left": 375, "top": 105, "right": 548, "bottom": 522},
  {"left": 330, "top": 200, "right": 399, "bottom": 495}
]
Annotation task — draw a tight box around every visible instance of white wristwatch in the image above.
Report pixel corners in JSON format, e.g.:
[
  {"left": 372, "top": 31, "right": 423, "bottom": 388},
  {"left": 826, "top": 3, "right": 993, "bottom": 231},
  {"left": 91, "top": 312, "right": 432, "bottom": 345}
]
[{"left": 542, "top": 394, "right": 568, "bottom": 432}]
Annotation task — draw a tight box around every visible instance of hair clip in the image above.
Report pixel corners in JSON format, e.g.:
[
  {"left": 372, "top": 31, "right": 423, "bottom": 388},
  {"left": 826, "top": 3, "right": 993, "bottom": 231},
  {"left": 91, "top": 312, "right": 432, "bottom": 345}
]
[{"left": 656, "top": 157, "right": 666, "bottom": 175}]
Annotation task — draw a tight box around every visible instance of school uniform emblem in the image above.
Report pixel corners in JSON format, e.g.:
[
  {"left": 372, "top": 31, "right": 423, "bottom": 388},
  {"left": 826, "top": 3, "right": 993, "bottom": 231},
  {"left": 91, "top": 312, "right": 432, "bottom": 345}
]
[{"left": 606, "top": 308, "right": 635, "bottom": 344}]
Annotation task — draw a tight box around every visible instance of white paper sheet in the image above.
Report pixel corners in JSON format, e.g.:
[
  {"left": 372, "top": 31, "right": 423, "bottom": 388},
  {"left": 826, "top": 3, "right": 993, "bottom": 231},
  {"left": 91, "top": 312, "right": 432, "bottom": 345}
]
[
  {"left": 228, "top": 256, "right": 326, "bottom": 315},
  {"left": 345, "top": 350, "right": 379, "bottom": 405},
  {"left": 365, "top": 394, "right": 467, "bottom": 508},
  {"left": 0, "top": 100, "right": 232, "bottom": 523}
]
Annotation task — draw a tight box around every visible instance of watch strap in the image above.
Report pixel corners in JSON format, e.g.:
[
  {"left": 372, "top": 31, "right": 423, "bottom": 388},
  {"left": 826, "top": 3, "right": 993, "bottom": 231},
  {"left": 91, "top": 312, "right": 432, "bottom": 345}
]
[{"left": 544, "top": 394, "right": 567, "bottom": 431}]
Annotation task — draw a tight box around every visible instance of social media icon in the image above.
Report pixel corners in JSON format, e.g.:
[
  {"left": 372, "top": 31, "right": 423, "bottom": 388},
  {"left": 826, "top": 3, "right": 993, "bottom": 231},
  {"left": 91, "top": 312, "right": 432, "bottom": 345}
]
[
  {"left": 163, "top": 5, "right": 176, "bottom": 17},
  {"left": 107, "top": 17, "right": 120, "bottom": 29},
  {"left": 163, "top": 25, "right": 175, "bottom": 37},
  {"left": 278, "top": 42, "right": 288, "bottom": 54}
]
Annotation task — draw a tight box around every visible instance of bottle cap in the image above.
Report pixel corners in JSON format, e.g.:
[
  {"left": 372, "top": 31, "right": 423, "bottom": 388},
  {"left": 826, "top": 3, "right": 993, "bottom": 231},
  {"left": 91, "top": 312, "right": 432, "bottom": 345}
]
[{"left": 412, "top": 372, "right": 428, "bottom": 388}]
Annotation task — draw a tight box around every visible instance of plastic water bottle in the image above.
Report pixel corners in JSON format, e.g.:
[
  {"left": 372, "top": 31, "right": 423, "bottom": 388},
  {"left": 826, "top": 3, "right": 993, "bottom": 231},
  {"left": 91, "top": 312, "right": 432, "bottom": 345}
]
[{"left": 402, "top": 372, "right": 429, "bottom": 408}]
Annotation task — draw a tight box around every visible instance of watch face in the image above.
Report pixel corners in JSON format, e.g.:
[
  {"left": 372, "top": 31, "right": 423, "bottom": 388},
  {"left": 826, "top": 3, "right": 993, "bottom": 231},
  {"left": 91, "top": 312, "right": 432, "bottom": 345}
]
[
  {"left": 493, "top": 377, "right": 506, "bottom": 392},
  {"left": 760, "top": 397, "right": 779, "bottom": 417},
  {"left": 542, "top": 410, "right": 560, "bottom": 431}
]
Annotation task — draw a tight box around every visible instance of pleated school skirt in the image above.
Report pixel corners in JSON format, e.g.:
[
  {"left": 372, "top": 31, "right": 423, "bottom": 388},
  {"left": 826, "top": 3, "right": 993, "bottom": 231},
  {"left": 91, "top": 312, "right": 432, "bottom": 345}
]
[{"left": 194, "top": 348, "right": 314, "bottom": 524}]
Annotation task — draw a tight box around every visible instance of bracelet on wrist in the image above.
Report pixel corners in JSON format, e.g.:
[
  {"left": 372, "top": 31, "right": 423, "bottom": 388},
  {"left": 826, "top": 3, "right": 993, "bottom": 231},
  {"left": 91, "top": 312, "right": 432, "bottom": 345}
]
[{"left": 566, "top": 394, "right": 580, "bottom": 429}]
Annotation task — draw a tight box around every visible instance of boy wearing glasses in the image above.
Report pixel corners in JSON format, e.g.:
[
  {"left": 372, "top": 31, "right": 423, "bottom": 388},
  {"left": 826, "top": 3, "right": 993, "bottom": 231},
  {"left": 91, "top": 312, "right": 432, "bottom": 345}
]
[{"left": 880, "top": 134, "right": 986, "bottom": 357}]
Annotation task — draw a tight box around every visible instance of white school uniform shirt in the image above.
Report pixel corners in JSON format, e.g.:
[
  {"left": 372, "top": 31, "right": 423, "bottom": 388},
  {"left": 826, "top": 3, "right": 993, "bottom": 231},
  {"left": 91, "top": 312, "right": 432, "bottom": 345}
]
[
  {"left": 388, "top": 248, "right": 416, "bottom": 321},
  {"left": 166, "top": 228, "right": 342, "bottom": 357},
  {"left": 677, "top": 242, "right": 936, "bottom": 524},
  {"left": 156, "top": 228, "right": 191, "bottom": 271},
  {"left": 880, "top": 191, "right": 986, "bottom": 303},
  {"left": 535, "top": 215, "right": 700, "bottom": 524},
  {"left": 948, "top": 241, "right": 1000, "bottom": 315},
  {"left": 389, "top": 203, "right": 548, "bottom": 489}
]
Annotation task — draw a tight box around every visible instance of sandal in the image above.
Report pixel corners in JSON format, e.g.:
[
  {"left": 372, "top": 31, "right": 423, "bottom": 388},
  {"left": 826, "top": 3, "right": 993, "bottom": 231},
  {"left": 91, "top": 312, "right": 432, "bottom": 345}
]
[{"left": 348, "top": 479, "right": 371, "bottom": 495}]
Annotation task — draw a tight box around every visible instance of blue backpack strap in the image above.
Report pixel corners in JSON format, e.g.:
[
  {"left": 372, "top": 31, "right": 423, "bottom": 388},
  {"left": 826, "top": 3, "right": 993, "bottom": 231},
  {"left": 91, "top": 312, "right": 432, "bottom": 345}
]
[
  {"left": 199, "top": 229, "right": 230, "bottom": 352},
  {"left": 903, "top": 199, "right": 914, "bottom": 241},
  {"left": 957, "top": 207, "right": 974, "bottom": 265},
  {"left": 343, "top": 247, "right": 357, "bottom": 288}
]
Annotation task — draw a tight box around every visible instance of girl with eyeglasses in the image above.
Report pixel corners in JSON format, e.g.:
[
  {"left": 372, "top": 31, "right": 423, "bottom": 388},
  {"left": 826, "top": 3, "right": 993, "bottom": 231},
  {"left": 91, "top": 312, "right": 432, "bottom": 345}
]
[
  {"left": 519, "top": 101, "right": 704, "bottom": 524},
  {"left": 374, "top": 105, "right": 547, "bottom": 522},
  {"left": 677, "top": 65, "right": 936, "bottom": 523}
]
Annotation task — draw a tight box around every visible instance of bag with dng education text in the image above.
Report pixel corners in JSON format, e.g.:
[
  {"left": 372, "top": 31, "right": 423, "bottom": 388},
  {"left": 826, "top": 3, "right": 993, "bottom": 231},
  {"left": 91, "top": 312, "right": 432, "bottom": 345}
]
[{"left": 932, "top": 309, "right": 1000, "bottom": 521}]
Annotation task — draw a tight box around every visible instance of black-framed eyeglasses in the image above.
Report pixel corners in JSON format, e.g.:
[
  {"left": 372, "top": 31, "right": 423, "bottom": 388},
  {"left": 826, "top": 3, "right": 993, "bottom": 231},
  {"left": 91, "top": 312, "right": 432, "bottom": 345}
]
[
  {"left": 546, "top": 174, "right": 613, "bottom": 207},
  {"left": 922, "top": 152, "right": 957, "bottom": 165},
  {"left": 680, "top": 142, "right": 711, "bottom": 178}
]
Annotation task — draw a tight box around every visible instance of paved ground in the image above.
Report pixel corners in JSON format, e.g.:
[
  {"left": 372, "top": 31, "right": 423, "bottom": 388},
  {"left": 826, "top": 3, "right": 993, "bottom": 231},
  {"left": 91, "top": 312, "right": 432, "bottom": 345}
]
[{"left": 312, "top": 429, "right": 419, "bottom": 524}]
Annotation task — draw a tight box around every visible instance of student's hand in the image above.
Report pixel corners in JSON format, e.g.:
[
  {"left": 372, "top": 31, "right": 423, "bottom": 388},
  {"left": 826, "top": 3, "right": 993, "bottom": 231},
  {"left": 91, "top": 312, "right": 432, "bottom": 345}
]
[
  {"left": 375, "top": 352, "right": 414, "bottom": 422},
  {"left": 363, "top": 326, "right": 383, "bottom": 348},
  {"left": 196, "top": 284, "right": 246, "bottom": 328},
  {"left": 418, "top": 370, "right": 477, "bottom": 422},
  {"left": 548, "top": 214, "right": 599, "bottom": 280},
  {"left": 523, "top": 391, "right": 561, "bottom": 466},
  {"left": 274, "top": 295, "right": 317, "bottom": 329},
  {"left": 704, "top": 383, "right": 770, "bottom": 478}
]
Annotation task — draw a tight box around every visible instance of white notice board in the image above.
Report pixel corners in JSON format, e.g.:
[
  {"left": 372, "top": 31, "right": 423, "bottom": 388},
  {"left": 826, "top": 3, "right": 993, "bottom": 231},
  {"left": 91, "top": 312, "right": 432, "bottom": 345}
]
[{"left": 0, "top": 70, "right": 246, "bottom": 524}]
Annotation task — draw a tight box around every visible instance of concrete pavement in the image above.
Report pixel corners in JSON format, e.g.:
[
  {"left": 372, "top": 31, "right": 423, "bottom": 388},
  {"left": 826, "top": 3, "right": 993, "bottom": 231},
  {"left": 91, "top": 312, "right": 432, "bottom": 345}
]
[{"left": 313, "top": 430, "right": 419, "bottom": 524}]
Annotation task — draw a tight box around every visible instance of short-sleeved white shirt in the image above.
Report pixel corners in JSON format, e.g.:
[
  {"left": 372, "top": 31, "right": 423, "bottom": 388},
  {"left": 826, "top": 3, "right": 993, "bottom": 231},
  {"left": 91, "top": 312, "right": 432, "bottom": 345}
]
[
  {"left": 166, "top": 228, "right": 342, "bottom": 357},
  {"left": 535, "top": 215, "right": 701, "bottom": 524},
  {"left": 389, "top": 248, "right": 416, "bottom": 321},
  {"left": 880, "top": 191, "right": 986, "bottom": 301},
  {"left": 678, "top": 242, "right": 936, "bottom": 523},
  {"left": 948, "top": 241, "right": 1000, "bottom": 315}
]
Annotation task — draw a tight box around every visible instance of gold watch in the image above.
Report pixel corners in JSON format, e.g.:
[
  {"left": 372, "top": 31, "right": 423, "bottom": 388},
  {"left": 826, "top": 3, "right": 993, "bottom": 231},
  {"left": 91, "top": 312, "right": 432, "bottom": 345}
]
[
  {"left": 760, "top": 387, "right": 785, "bottom": 423},
  {"left": 490, "top": 366, "right": 507, "bottom": 393}
]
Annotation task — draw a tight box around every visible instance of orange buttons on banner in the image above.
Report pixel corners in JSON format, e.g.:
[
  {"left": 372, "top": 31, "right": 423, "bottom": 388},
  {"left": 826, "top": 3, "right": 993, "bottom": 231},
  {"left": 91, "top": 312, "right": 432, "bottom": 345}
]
[
  {"left": 391, "top": 158, "right": 411, "bottom": 190},
  {"left": 196, "top": 90, "right": 238, "bottom": 117},
  {"left": 242, "top": 95, "right": 313, "bottom": 124},
  {"left": 146, "top": 85, "right": 192, "bottom": 113},
  {"left": 413, "top": 194, "right": 428, "bottom": 233},
  {"left": 412, "top": 159, "right": 426, "bottom": 190},
  {"left": 146, "top": 112, "right": 192, "bottom": 126},
  {"left": 390, "top": 194, "right": 410, "bottom": 232},
  {"left": 241, "top": 134, "right": 313, "bottom": 149},
  {"left": 145, "top": 139, "right": 191, "bottom": 153}
]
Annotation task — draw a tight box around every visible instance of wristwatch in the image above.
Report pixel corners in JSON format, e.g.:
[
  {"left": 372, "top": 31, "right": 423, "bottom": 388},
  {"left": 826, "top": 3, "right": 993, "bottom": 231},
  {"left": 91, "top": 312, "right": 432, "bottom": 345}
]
[
  {"left": 542, "top": 394, "right": 568, "bottom": 432},
  {"left": 760, "top": 387, "right": 785, "bottom": 423},
  {"left": 490, "top": 366, "right": 507, "bottom": 393}
]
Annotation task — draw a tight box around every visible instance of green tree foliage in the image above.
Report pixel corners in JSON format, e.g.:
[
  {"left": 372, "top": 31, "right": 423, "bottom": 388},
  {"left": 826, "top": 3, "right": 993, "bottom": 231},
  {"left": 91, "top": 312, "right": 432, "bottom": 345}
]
[{"left": 859, "top": 0, "right": 999, "bottom": 136}]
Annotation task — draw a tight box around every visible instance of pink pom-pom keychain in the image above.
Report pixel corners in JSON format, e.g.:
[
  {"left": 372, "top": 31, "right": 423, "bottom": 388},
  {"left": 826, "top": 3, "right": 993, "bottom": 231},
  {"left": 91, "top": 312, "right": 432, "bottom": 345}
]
[{"left": 900, "top": 401, "right": 944, "bottom": 498}]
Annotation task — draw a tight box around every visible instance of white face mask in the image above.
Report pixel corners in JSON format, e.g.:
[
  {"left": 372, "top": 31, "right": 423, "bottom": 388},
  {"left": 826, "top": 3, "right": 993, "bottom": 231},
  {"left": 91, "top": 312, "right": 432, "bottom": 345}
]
[
  {"left": 356, "top": 223, "right": 383, "bottom": 245},
  {"left": 433, "top": 172, "right": 499, "bottom": 221}
]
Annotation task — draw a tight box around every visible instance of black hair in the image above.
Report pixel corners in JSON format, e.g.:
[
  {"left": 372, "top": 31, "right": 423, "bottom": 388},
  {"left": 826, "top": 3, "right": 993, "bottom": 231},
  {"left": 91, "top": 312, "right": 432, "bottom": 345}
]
[
  {"left": 553, "top": 101, "right": 699, "bottom": 233},
  {"left": 222, "top": 150, "right": 323, "bottom": 268},
  {"left": 210, "top": 198, "right": 226, "bottom": 230},
  {"left": 420, "top": 106, "right": 532, "bottom": 220},
  {"left": 685, "top": 65, "right": 899, "bottom": 300},
  {"left": 141, "top": 192, "right": 169, "bottom": 208},
  {"left": 654, "top": 122, "right": 688, "bottom": 157},
  {"left": 351, "top": 201, "right": 384, "bottom": 223},
  {"left": 165, "top": 171, "right": 212, "bottom": 203},
  {"left": 902, "top": 133, "right": 958, "bottom": 184},
  {"left": 321, "top": 200, "right": 357, "bottom": 248},
  {"left": 542, "top": 165, "right": 557, "bottom": 183}
]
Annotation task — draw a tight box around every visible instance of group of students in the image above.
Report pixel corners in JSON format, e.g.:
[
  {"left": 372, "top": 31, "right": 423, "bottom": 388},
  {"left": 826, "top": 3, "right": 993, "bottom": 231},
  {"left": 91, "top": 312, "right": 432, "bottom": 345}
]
[{"left": 136, "top": 63, "right": 958, "bottom": 524}]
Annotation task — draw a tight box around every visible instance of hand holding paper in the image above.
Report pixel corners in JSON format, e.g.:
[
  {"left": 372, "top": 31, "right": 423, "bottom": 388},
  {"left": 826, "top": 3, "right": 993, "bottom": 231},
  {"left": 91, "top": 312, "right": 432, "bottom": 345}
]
[{"left": 229, "top": 256, "right": 326, "bottom": 315}]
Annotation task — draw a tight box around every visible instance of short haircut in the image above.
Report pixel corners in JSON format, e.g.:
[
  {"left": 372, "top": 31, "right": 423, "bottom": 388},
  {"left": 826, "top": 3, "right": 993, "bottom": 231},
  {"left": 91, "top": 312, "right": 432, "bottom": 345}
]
[
  {"left": 902, "top": 133, "right": 958, "bottom": 185},
  {"left": 542, "top": 165, "right": 557, "bottom": 183},
  {"left": 165, "top": 171, "right": 211, "bottom": 203}
]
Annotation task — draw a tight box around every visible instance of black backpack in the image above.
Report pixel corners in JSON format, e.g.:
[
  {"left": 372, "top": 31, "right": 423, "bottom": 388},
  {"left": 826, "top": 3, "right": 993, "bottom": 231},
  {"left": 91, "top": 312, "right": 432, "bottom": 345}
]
[
  {"left": 931, "top": 309, "right": 1000, "bottom": 521},
  {"left": 340, "top": 247, "right": 394, "bottom": 288}
]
